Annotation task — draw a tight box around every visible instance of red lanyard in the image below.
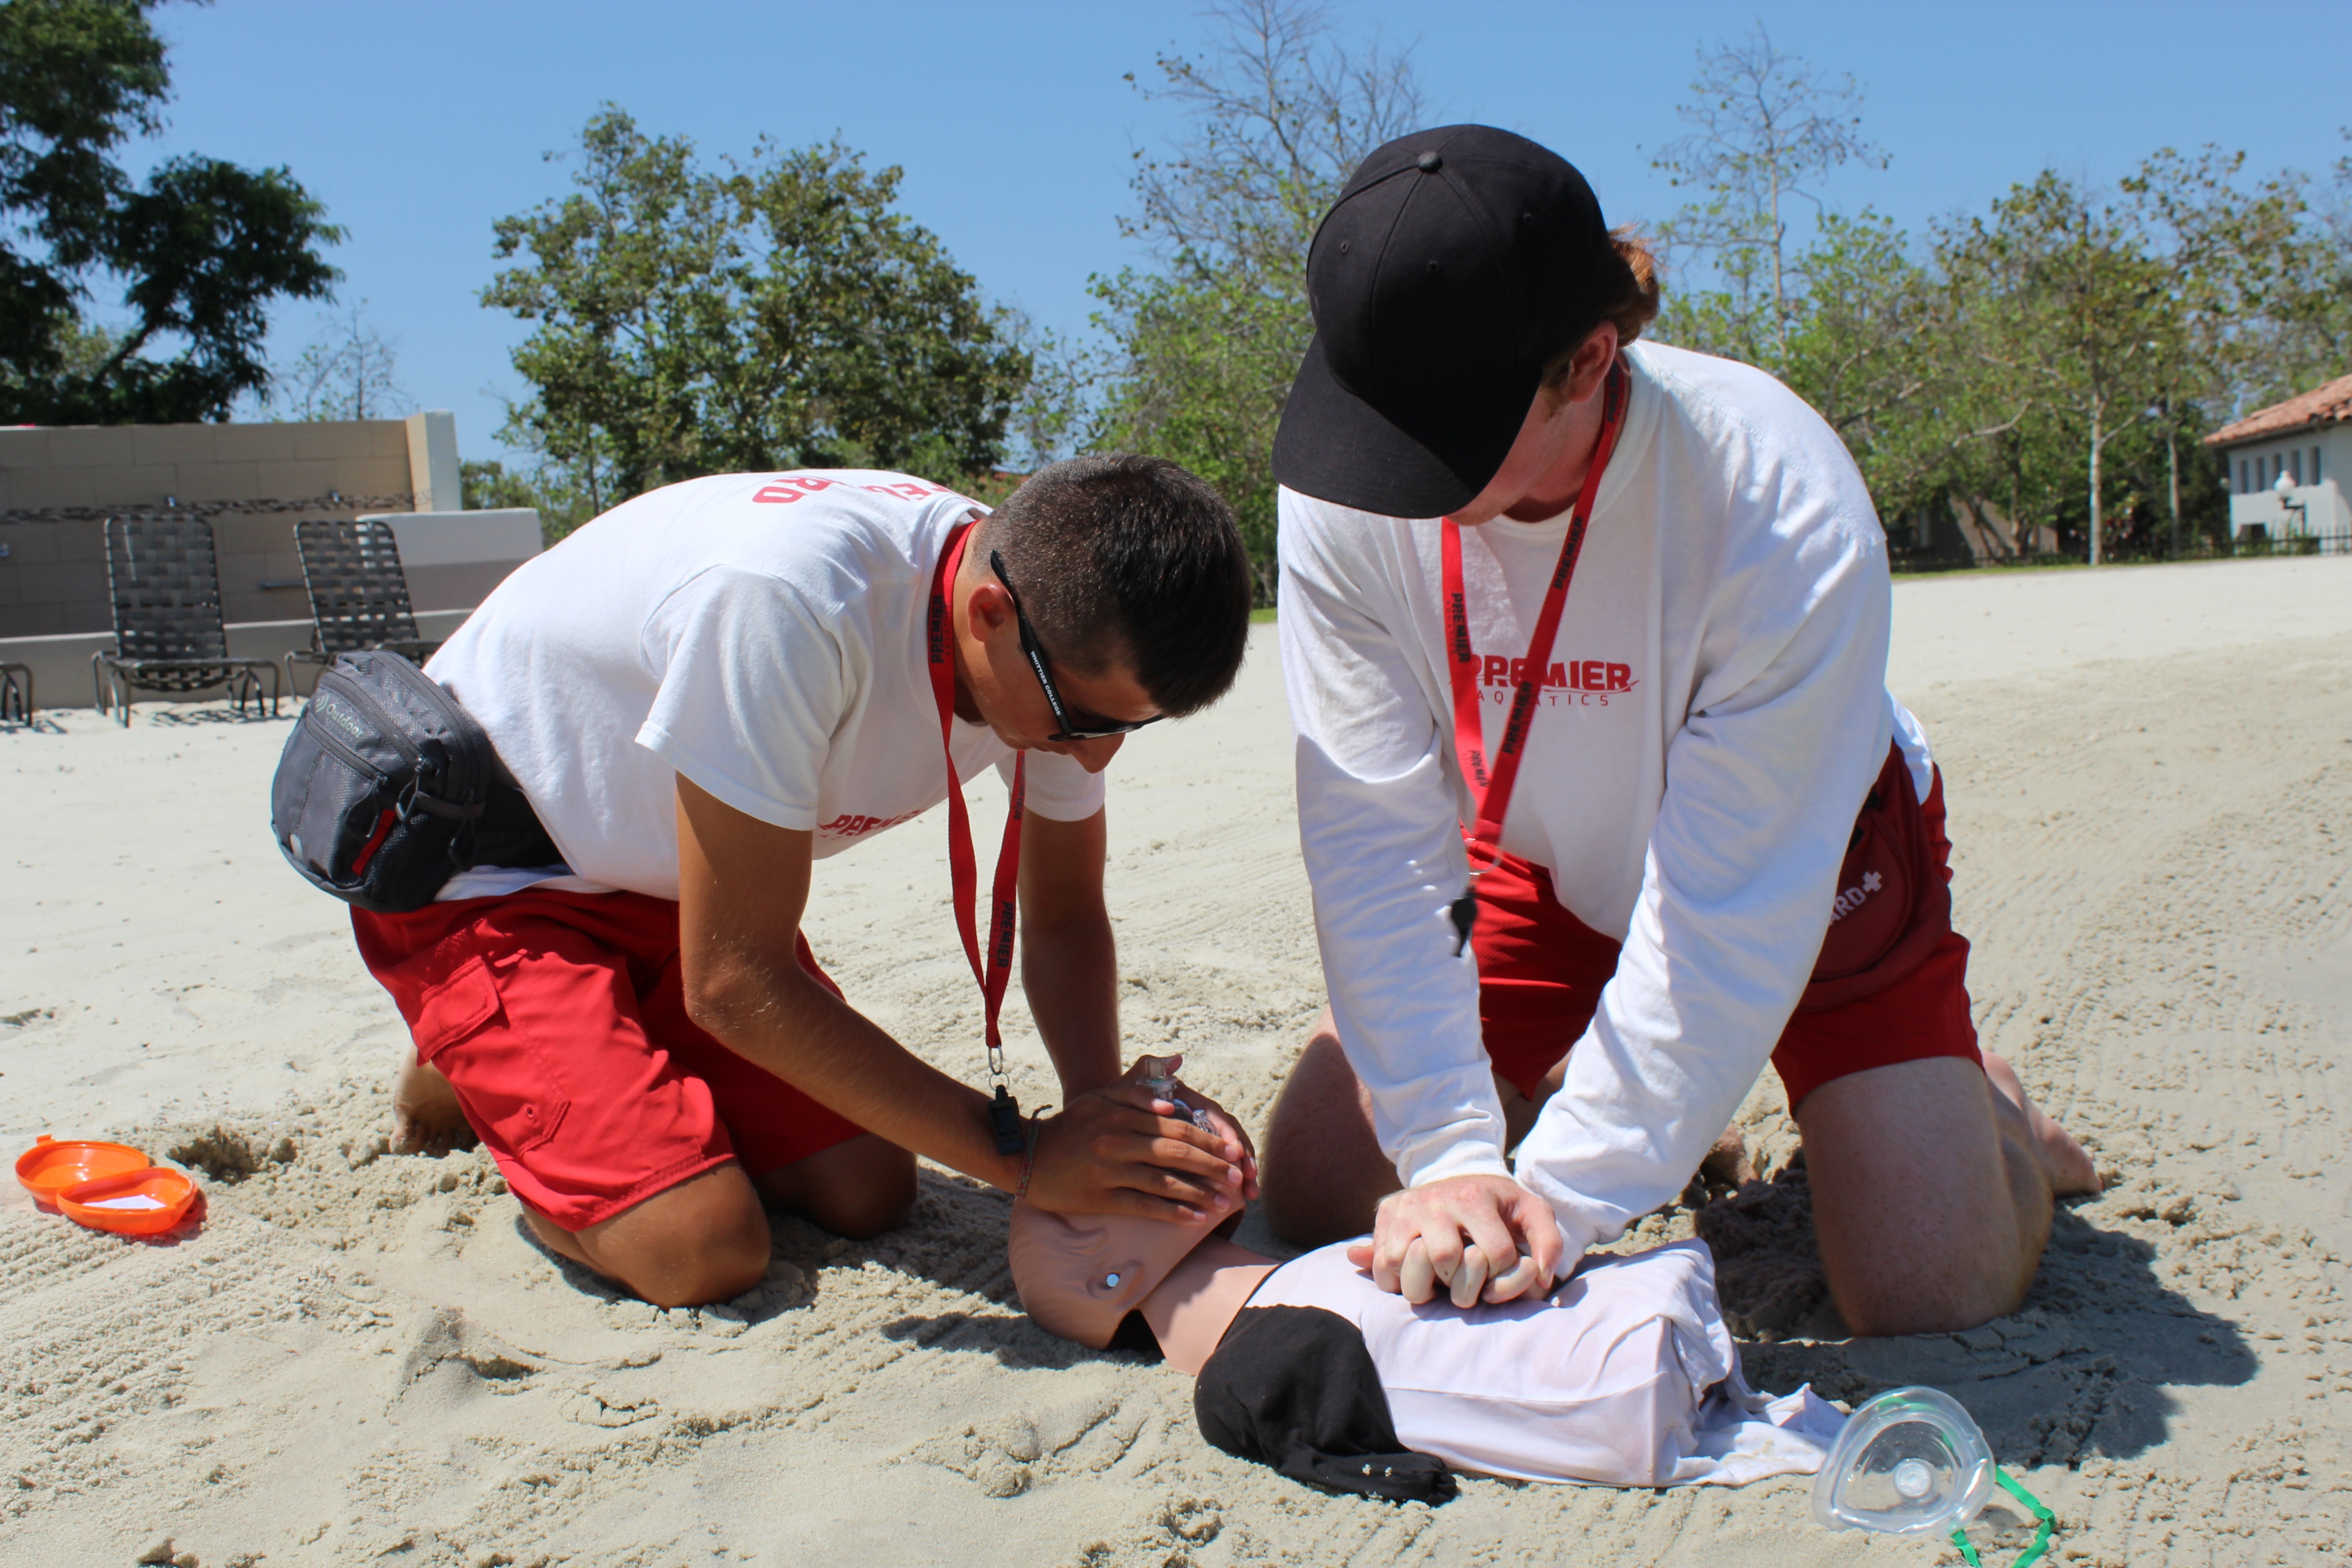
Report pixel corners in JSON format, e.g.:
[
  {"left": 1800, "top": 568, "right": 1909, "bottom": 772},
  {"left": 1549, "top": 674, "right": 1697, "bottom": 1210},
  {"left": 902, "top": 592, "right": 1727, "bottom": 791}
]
[
  {"left": 1441, "top": 358, "right": 1630, "bottom": 954},
  {"left": 927, "top": 520, "right": 1029, "bottom": 1148}
]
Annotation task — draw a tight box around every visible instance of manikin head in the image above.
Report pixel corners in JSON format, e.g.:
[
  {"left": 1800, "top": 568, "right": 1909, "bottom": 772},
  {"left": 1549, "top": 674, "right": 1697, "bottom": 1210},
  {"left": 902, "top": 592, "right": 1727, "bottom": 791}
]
[{"left": 1007, "top": 1201, "right": 1276, "bottom": 1374}]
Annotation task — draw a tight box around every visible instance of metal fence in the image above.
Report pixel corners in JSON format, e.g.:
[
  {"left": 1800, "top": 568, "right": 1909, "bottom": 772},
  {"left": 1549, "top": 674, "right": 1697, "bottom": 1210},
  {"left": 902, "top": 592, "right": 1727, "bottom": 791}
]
[{"left": 1890, "top": 530, "right": 2349, "bottom": 573}]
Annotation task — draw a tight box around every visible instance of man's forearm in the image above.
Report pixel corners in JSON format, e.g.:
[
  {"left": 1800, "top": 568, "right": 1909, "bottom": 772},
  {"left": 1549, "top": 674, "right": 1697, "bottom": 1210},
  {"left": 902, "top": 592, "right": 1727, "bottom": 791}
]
[
  {"left": 694, "top": 956, "right": 1021, "bottom": 1190},
  {"left": 1021, "top": 909, "right": 1121, "bottom": 1100}
]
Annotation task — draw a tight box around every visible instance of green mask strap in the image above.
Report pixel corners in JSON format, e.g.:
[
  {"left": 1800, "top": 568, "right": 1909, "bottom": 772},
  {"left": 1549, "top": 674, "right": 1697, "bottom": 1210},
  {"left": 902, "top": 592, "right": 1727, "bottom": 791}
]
[{"left": 1952, "top": 1468, "right": 2054, "bottom": 1568}]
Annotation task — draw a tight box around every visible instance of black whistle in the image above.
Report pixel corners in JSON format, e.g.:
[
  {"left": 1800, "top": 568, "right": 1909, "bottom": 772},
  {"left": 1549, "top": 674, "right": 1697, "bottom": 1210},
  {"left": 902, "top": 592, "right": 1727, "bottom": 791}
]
[
  {"left": 1448, "top": 886, "right": 1479, "bottom": 957},
  {"left": 989, "top": 1083, "right": 1026, "bottom": 1155}
]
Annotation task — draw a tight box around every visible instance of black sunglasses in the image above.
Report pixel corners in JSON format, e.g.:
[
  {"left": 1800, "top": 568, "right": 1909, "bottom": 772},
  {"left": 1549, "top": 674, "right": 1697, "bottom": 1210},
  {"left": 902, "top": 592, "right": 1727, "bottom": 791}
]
[{"left": 988, "top": 549, "right": 1163, "bottom": 743}]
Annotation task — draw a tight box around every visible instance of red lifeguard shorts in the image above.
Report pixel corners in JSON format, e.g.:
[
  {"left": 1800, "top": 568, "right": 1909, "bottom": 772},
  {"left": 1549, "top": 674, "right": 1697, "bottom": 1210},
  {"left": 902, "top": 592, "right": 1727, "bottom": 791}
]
[
  {"left": 1474, "top": 750, "right": 1982, "bottom": 1114},
  {"left": 353, "top": 887, "right": 867, "bottom": 1231}
]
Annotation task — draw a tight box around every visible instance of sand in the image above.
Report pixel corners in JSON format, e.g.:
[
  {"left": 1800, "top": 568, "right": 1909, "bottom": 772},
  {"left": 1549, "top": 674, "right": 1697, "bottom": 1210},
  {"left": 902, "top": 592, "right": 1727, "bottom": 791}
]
[{"left": 3, "top": 554, "right": 2348, "bottom": 1567}]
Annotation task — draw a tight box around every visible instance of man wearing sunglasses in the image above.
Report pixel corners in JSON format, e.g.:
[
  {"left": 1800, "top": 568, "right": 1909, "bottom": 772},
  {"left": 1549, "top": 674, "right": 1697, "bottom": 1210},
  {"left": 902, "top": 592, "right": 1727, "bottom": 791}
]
[
  {"left": 988, "top": 549, "right": 1166, "bottom": 743},
  {"left": 354, "top": 455, "right": 1259, "bottom": 1309}
]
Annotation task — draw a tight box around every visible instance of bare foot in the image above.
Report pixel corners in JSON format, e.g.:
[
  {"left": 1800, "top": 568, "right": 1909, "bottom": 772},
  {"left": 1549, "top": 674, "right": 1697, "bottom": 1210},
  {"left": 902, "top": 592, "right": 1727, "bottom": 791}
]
[
  {"left": 1700, "top": 1124, "right": 1759, "bottom": 1189},
  {"left": 1982, "top": 1051, "right": 2100, "bottom": 1196},
  {"left": 392, "top": 1051, "right": 470, "bottom": 1154}
]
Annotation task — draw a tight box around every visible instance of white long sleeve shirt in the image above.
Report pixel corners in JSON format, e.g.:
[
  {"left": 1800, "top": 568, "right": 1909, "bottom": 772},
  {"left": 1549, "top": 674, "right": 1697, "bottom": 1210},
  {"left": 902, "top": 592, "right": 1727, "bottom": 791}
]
[{"left": 1279, "top": 342, "right": 1932, "bottom": 1255}]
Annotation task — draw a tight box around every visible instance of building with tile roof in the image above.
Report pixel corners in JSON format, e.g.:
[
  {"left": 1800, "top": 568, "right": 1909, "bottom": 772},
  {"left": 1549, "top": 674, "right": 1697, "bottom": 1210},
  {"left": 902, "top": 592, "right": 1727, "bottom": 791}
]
[{"left": 2205, "top": 372, "right": 2352, "bottom": 547}]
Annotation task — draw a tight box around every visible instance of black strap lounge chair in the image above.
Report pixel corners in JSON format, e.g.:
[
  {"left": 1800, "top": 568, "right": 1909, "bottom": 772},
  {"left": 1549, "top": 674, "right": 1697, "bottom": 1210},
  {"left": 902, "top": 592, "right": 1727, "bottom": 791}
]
[
  {"left": 0, "top": 660, "right": 29, "bottom": 724},
  {"left": 93, "top": 514, "right": 282, "bottom": 726},
  {"left": 284, "top": 518, "right": 442, "bottom": 696}
]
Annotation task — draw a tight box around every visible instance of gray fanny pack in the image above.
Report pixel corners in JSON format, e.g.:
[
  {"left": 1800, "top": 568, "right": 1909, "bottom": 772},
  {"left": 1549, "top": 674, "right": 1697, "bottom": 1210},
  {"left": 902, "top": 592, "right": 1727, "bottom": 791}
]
[{"left": 269, "top": 649, "right": 556, "bottom": 913}]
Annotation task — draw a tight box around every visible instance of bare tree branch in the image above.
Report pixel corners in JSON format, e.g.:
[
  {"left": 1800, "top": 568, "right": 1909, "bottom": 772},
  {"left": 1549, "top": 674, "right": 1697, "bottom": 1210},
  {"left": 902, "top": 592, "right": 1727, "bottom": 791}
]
[
  {"left": 276, "top": 299, "right": 413, "bottom": 421},
  {"left": 1651, "top": 24, "right": 1886, "bottom": 354}
]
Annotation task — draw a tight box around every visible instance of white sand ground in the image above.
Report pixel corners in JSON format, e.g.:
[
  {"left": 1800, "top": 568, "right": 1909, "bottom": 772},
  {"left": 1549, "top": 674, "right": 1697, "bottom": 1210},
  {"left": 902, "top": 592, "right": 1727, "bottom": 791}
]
[{"left": 3, "top": 555, "right": 2348, "bottom": 1567}]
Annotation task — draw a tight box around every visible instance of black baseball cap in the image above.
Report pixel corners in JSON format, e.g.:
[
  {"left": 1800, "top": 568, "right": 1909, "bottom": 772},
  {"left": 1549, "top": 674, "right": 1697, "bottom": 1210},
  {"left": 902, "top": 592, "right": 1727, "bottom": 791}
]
[{"left": 1274, "top": 125, "right": 1619, "bottom": 518}]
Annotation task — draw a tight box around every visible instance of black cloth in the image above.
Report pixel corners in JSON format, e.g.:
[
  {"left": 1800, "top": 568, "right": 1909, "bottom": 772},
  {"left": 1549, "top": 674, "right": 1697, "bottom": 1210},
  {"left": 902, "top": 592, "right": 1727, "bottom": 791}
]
[
  {"left": 471, "top": 751, "right": 561, "bottom": 872},
  {"left": 1193, "top": 1305, "right": 1456, "bottom": 1505}
]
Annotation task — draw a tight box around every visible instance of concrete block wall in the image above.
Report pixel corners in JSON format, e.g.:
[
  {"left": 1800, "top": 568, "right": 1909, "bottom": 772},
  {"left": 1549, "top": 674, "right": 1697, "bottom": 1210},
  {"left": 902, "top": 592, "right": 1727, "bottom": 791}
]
[
  {"left": 0, "top": 416, "right": 544, "bottom": 710},
  {"left": 0, "top": 419, "right": 417, "bottom": 642},
  {"left": 0, "top": 421, "right": 412, "bottom": 514},
  {"left": 362, "top": 510, "right": 545, "bottom": 617},
  {"left": 407, "top": 411, "right": 462, "bottom": 513},
  {"left": 0, "top": 518, "right": 108, "bottom": 637}
]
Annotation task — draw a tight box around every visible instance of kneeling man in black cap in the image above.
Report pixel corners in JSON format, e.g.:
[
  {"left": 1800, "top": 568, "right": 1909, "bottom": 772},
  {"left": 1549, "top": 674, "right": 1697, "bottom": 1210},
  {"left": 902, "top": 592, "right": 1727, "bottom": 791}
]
[{"left": 1258, "top": 124, "right": 2097, "bottom": 1336}]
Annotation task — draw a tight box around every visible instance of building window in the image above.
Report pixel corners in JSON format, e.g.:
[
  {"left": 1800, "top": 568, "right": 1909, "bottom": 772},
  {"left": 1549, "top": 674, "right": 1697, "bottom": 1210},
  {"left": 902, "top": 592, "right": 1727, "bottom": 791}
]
[
  {"left": 2292, "top": 451, "right": 2303, "bottom": 484},
  {"left": 2313, "top": 446, "right": 2322, "bottom": 483}
]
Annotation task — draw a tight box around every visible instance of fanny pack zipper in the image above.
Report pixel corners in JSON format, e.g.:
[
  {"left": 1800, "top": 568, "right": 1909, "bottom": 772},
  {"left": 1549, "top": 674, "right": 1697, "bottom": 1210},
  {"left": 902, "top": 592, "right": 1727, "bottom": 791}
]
[
  {"left": 310, "top": 662, "right": 483, "bottom": 822},
  {"left": 301, "top": 675, "right": 398, "bottom": 790}
]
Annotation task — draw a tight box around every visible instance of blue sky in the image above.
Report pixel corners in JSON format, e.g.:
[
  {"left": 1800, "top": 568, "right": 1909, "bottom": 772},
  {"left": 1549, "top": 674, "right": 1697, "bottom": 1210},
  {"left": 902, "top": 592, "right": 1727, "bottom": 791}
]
[{"left": 119, "top": 0, "right": 2352, "bottom": 465}]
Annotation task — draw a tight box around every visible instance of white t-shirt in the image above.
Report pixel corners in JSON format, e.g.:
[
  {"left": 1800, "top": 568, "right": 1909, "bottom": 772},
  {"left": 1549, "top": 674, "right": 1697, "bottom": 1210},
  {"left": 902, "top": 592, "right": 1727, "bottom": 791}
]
[
  {"left": 1279, "top": 341, "right": 1934, "bottom": 1251},
  {"left": 1249, "top": 1238, "right": 1843, "bottom": 1487},
  {"left": 427, "top": 470, "right": 1107, "bottom": 902}
]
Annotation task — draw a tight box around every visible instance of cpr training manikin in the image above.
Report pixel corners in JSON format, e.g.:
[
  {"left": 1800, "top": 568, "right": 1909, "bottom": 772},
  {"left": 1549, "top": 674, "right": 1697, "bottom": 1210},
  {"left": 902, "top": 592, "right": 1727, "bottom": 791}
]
[{"left": 1006, "top": 1071, "right": 1846, "bottom": 1502}]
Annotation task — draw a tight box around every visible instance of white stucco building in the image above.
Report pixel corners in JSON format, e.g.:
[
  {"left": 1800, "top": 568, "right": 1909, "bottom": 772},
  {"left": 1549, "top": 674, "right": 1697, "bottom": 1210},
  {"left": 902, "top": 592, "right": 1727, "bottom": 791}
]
[{"left": 2206, "top": 372, "right": 2352, "bottom": 548}]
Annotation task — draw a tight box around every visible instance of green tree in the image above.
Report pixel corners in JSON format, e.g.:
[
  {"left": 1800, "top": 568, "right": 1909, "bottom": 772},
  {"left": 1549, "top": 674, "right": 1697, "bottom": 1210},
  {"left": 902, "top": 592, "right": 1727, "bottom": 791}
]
[
  {"left": 1648, "top": 34, "right": 1955, "bottom": 527},
  {"left": 2121, "top": 147, "right": 2308, "bottom": 550},
  {"left": 0, "top": 0, "right": 341, "bottom": 423},
  {"left": 1088, "top": 0, "right": 1425, "bottom": 601},
  {"left": 1941, "top": 173, "right": 2178, "bottom": 564},
  {"left": 2231, "top": 129, "right": 2352, "bottom": 407},
  {"left": 1647, "top": 30, "right": 2345, "bottom": 565},
  {"left": 459, "top": 457, "right": 595, "bottom": 546},
  {"left": 480, "top": 108, "right": 1030, "bottom": 517},
  {"left": 1651, "top": 25, "right": 1886, "bottom": 363}
]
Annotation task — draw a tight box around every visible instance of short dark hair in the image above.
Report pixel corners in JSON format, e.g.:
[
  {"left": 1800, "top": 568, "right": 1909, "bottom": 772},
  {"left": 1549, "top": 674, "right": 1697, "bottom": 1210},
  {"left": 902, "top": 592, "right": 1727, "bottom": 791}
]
[{"left": 979, "top": 454, "right": 1250, "bottom": 717}]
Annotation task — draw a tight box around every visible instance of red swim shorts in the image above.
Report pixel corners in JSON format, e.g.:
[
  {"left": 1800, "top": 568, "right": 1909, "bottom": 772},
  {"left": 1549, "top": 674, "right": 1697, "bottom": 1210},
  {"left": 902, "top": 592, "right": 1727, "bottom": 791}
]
[
  {"left": 1474, "top": 747, "right": 1981, "bottom": 1114},
  {"left": 353, "top": 887, "right": 867, "bottom": 1231}
]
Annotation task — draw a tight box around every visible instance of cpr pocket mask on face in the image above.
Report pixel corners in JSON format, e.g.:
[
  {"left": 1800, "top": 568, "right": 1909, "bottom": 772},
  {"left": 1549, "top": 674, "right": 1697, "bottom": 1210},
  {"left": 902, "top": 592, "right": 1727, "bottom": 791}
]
[
  {"left": 1137, "top": 1054, "right": 1218, "bottom": 1133},
  {"left": 1811, "top": 1386, "right": 2054, "bottom": 1568}
]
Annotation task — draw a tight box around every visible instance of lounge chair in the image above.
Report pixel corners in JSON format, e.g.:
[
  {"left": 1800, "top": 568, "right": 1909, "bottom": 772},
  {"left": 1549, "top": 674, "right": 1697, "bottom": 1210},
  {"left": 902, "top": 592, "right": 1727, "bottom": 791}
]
[
  {"left": 0, "top": 660, "right": 29, "bottom": 724},
  {"left": 284, "top": 518, "right": 442, "bottom": 696},
  {"left": 93, "top": 514, "right": 282, "bottom": 725},
  {"left": 0, "top": 659, "right": 29, "bottom": 724}
]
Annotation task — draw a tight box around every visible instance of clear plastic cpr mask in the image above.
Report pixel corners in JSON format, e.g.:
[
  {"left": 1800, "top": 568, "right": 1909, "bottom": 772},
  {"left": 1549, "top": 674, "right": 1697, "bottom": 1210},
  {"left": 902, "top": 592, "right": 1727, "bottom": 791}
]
[
  {"left": 1813, "top": 1387, "right": 2054, "bottom": 1568},
  {"left": 1813, "top": 1386, "right": 1991, "bottom": 1534}
]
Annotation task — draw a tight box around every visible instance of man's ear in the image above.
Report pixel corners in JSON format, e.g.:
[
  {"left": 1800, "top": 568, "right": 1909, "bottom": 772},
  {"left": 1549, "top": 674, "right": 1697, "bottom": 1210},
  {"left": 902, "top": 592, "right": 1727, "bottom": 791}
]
[
  {"left": 1564, "top": 322, "right": 1620, "bottom": 405},
  {"left": 965, "top": 577, "right": 1016, "bottom": 637}
]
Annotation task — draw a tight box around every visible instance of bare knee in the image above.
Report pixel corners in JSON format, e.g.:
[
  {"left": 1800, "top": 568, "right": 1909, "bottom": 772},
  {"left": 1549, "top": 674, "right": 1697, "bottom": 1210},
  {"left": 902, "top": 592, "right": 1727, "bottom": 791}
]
[
  {"left": 758, "top": 1134, "right": 917, "bottom": 1241},
  {"left": 392, "top": 1052, "right": 471, "bottom": 1153},
  {"left": 633, "top": 1230, "right": 771, "bottom": 1309},
  {"left": 1260, "top": 1017, "right": 1395, "bottom": 1247},
  {"left": 1835, "top": 1264, "right": 2030, "bottom": 1338},
  {"left": 802, "top": 1156, "right": 916, "bottom": 1240},
  {"left": 1799, "top": 1057, "right": 2049, "bottom": 1337},
  {"left": 566, "top": 1166, "right": 773, "bottom": 1308}
]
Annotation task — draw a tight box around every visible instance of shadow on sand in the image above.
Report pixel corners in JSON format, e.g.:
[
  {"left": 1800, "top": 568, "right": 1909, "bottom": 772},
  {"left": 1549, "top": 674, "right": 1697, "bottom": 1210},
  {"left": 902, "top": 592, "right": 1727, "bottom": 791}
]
[
  {"left": 1699, "top": 1153, "right": 2256, "bottom": 1467},
  {"left": 501, "top": 1166, "right": 1119, "bottom": 1358}
]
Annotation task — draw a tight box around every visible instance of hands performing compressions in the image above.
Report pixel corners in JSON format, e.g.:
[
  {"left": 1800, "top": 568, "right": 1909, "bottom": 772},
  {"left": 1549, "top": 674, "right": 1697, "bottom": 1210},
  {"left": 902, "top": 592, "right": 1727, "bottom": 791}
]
[
  {"left": 1021, "top": 1054, "right": 1260, "bottom": 1225},
  {"left": 1348, "top": 1174, "right": 1570, "bottom": 1306}
]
